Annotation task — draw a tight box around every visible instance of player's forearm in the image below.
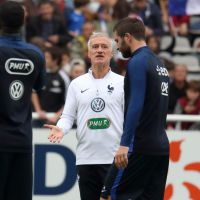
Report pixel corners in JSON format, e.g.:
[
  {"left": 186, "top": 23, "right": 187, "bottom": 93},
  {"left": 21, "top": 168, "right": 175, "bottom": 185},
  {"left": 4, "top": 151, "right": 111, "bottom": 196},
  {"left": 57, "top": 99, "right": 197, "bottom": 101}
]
[{"left": 31, "top": 92, "right": 43, "bottom": 112}]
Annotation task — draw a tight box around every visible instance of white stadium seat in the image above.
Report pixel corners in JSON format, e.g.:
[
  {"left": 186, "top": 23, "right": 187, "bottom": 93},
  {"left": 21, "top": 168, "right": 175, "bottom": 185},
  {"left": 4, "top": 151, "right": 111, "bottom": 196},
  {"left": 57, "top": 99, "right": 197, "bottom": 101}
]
[
  {"left": 172, "top": 55, "right": 200, "bottom": 72},
  {"left": 173, "top": 36, "right": 193, "bottom": 53}
]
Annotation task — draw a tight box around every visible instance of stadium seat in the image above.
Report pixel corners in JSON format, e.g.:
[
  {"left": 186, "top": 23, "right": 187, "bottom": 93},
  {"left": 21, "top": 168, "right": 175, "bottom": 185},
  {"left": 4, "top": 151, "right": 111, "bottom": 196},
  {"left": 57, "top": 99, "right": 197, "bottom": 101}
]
[
  {"left": 173, "top": 36, "right": 193, "bottom": 53},
  {"left": 193, "top": 37, "right": 200, "bottom": 52},
  {"left": 158, "top": 51, "right": 172, "bottom": 60},
  {"left": 160, "top": 35, "right": 173, "bottom": 51},
  {"left": 172, "top": 55, "right": 200, "bottom": 72}
]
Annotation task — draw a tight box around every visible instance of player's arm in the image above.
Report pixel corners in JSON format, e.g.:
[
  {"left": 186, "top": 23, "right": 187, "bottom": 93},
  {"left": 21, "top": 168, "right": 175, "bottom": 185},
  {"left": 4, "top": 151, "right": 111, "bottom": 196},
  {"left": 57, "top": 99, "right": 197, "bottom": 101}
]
[
  {"left": 31, "top": 48, "right": 47, "bottom": 120},
  {"left": 45, "top": 81, "right": 78, "bottom": 143},
  {"left": 47, "top": 106, "right": 63, "bottom": 124},
  {"left": 31, "top": 92, "right": 47, "bottom": 119},
  {"left": 115, "top": 58, "right": 147, "bottom": 169}
]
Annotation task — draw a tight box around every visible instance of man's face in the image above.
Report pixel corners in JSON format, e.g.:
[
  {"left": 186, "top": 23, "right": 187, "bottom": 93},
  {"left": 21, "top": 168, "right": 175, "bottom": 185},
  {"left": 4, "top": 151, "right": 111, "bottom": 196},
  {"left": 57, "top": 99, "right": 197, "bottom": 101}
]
[
  {"left": 39, "top": 3, "right": 54, "bottom": 21},
  {"left": 82, "top": 23, "right": 93, "bottom": 40},
  {"left": 44, "top": 51, "right": 56, "bottom": 70},
  {"left": 134, "top": 0, "right": 148, "bottom": 10},
  {"left": 113, "top": 32, "right": 132, "bottom": 58},
  {"left": 174, "top": 66, "right": 187, "bottom": 82},
  {"left": 88, "top": 37, "right": 113, "bottom": 67},
  {"left": 71, "top": 64, "right": 85, "bottom": 79}
]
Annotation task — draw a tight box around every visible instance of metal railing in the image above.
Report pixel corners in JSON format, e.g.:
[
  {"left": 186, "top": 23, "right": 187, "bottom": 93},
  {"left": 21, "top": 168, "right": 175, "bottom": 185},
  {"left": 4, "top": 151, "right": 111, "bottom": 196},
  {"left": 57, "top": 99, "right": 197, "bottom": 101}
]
[{"left": 32, "top": 112, "right": 200, "bottom": 122}]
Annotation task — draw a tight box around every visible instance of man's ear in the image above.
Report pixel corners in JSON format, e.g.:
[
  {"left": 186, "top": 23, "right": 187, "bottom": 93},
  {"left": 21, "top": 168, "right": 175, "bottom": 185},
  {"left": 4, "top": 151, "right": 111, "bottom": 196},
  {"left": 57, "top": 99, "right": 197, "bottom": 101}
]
[{"left": 124, "top": 33, "right": 132, "bottom": 43}]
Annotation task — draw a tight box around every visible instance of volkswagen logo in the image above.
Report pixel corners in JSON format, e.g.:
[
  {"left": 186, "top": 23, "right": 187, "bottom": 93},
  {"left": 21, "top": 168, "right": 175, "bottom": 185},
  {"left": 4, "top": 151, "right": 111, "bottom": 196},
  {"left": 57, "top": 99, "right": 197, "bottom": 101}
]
[
  {"left": 91, "top": 98, "right": 105, "bottom": 112},
  {"left": 9, "top": 80, "right": 24, "bottom": 100}
]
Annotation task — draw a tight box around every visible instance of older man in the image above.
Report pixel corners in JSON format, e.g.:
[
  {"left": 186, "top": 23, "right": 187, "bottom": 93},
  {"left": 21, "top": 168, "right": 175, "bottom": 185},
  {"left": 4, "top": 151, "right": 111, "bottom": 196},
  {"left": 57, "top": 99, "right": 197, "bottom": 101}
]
[{"left": 45, "top": 32, "right": 124, "bottom": 200}]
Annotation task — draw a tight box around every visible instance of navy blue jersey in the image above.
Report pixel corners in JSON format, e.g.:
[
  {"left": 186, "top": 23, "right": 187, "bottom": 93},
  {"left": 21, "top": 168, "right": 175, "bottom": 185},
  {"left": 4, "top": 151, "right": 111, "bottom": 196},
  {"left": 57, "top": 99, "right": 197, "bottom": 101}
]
[
  {"left": 122, "top": 46, "right": 169, "bottom": 155},
  {"left": 0, "top": 35, "right": 45, "bottom": 152}
]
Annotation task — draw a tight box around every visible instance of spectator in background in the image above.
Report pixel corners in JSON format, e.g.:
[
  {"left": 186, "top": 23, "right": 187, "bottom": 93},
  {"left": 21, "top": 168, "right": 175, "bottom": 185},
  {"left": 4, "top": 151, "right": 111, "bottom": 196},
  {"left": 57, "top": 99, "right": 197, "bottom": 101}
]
[
  {"left": 168, "top": 64, "right": 188, "bottom": 114},
  {"left": 174, "top": 80, "right": 200, "bottom": 130},
  {"left": 60, "top": 47, "right": 72, "bottom": 75},
  {"left": 146, "top": 34, "right": 160, "bottom": 54},
  {"left": 70, "top": 21, "right": 94, "bottom": 64},
  {"left": 112, "top": 0, "right": 131, "bottom": 21},
  {"left": 170, "top": 15, "right": 189, "bottom": 37},
  {"left": 26, "top": 0, "right": 73, "bottom": 48},
  {"left": 0, "top": 2, "right": 45, "bottom": 200},
  {"left": 159, "top": 0, "right": 169, "bottom": 32},
  {"left": 95, "top": 0, "right": 131, "bottom": 35},
  {"left": 66, "top": 0, "right": 89, "bottom": 36},
  {"left": 24, "top": 0, "right": 38, "bottom": 18},
  {"left": 69, "top": 58, "right": 86, "bottom": 80},
  {"left": 167, "top": 0, "right": 190, "bottom": 37},
  {"left": 130, "top": 0, "right": 163, "bottom": 36},
  {"left": 159, "top": 0, "right": 189, "bottom": 36},
  {"left": 32, "top": 46, "right": 70, "bottom": 127},
  {"left": 146, "top": 33, "right": 176, "bottom": 55}
]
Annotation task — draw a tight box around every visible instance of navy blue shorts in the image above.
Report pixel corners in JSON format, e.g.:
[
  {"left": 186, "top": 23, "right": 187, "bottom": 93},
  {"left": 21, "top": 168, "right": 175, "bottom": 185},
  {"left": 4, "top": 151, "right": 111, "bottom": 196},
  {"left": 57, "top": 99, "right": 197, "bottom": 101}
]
[
  {"left": 0, "top": 152, "right": 32, "bottom": 200},
  {"left": 101, "top": 152, "right": 169, "bottom": 200}
]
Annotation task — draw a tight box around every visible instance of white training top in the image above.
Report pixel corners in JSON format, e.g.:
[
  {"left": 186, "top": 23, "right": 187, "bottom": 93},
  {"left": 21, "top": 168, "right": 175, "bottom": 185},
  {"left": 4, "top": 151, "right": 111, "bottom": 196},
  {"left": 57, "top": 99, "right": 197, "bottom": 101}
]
[{"left": 57, "top": 69, "right": 124, "bottom": 165}]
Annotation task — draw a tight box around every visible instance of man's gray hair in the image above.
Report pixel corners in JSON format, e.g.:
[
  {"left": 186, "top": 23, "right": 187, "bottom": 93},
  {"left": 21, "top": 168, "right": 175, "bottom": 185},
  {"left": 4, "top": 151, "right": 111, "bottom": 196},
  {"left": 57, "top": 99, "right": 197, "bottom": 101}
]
[{"left": 87, "top": 32, "right": 116, "bottom": 53}]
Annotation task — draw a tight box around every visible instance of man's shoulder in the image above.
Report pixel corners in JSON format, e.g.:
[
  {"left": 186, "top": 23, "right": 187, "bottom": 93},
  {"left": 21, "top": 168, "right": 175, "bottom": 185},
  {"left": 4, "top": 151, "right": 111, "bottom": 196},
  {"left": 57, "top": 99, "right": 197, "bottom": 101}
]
[
  {"left": 0, "top": 36, "right": 44, "bottom": 60},
  {"left": 20, "top": 41, "right": 44, "bottom": 59},
  {"left": 70, "top": 73, "right": 89, "bottom": 84},
  {"left": 110, "top": 71, "right": 124, "bottom": 82}
]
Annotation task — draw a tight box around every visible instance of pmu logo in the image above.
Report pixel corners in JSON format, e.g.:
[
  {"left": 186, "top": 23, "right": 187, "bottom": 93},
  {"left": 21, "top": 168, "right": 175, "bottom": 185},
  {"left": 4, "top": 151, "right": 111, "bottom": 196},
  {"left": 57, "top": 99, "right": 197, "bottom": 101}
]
[
  {"left": 91, "top": 98, "right": 105, "bottom": 112},
  {"left": 5, "top": 58, "right": 34, "bottom": 75}
]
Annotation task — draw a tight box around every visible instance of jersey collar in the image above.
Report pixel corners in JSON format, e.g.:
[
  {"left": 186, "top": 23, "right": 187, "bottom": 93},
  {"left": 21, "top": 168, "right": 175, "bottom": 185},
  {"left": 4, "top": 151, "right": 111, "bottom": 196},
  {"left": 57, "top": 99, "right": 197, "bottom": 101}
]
[{"left": 88, "top": 68, "right": 112, "bottom": 80}]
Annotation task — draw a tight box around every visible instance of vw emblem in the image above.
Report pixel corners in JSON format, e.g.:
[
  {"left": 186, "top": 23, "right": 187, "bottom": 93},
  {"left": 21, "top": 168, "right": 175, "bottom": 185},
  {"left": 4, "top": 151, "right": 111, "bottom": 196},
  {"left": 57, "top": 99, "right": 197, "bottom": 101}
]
[
  {"left": 91, "top": 98, "right": 105, "bottom": 112},
  {"left": 9, "top": 80, "right": 24, "bottom": 100}
]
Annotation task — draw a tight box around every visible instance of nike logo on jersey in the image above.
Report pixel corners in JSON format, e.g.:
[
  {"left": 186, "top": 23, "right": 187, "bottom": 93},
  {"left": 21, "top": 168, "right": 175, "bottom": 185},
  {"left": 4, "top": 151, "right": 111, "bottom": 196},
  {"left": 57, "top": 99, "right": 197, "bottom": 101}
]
[{"left": 81, "top": 88, "right": 89, "bottom": 93}]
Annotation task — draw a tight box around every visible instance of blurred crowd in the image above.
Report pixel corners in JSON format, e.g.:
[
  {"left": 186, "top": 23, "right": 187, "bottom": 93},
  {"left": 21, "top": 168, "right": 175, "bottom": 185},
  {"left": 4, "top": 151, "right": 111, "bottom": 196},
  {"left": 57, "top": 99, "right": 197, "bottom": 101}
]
[{"left": 1, "top": 0, "right": 200, "bottom": 130}]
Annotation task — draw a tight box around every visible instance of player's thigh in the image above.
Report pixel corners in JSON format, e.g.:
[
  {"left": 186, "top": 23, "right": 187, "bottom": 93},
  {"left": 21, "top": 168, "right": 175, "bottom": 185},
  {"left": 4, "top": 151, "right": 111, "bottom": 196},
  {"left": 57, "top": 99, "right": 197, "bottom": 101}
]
[
  {"left": 141, "top": 155, "right": 169, "bottom": 200},
  {"left": 76, "top": 165, "right": 110, "bottom": 200},
  {"left": 114, "top": 153, "right": 161, "bottom": 200},
  {"left": 0, "top": 153, "right": 13, "bottom": 199},
  {"left": 5, "top": 153, "right": 32, "bottom": 200}
]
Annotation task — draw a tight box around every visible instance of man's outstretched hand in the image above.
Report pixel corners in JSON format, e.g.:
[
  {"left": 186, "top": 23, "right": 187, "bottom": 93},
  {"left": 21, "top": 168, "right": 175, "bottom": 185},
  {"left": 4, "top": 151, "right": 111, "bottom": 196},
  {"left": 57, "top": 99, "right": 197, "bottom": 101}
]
[{"left": 44, "top": 124, "right": 64, "bottom": 143}]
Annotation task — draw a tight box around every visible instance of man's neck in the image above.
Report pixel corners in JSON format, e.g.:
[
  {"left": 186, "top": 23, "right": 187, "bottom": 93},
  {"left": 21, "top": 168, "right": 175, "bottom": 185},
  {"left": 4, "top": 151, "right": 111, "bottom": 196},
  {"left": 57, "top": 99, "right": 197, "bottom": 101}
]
[
  {"left": 175, "top": 80, "right": 185, "bottom": 89},
  {"left": 91, "top": 65, "right": 110, "bottom": 79},
  {"left": 130, "top": 40, "right": 146, "bottom": 53},
  {"left": 0, "top": 27, "right": 20, "bottom": 35}
]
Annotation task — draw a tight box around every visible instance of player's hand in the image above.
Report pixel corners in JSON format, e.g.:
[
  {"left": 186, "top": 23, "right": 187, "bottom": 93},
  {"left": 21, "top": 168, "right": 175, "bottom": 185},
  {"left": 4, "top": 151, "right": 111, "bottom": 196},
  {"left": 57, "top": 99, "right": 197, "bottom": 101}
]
[
  {"left": 44, "top": 124, "right": 64, "bottom": 143},
  {"left": 48, "top": 35, "right": 59, "bottom": 44},
  {"left": 115, "top": 146, "right": 129, "bottom": 169}
]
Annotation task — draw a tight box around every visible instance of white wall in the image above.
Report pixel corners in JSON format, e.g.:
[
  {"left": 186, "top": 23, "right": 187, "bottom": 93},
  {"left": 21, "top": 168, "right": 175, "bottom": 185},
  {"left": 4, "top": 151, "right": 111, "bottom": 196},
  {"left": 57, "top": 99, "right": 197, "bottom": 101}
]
[{"left": 32, "top": 129, "right": 200, "bottom": 200}]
